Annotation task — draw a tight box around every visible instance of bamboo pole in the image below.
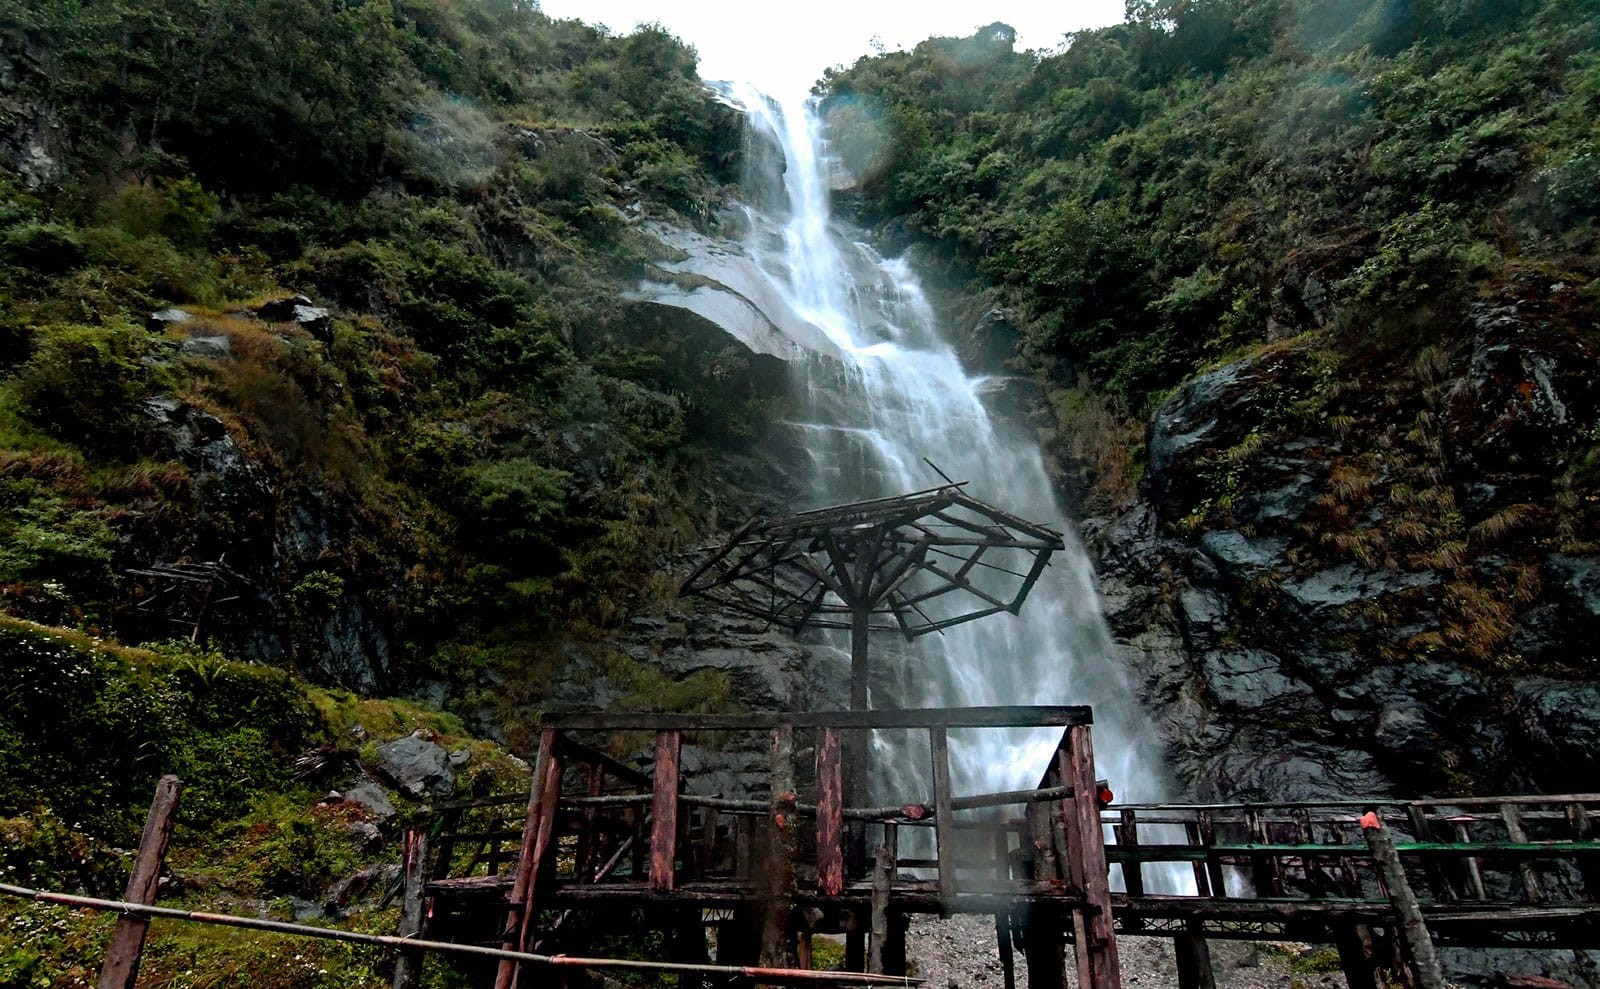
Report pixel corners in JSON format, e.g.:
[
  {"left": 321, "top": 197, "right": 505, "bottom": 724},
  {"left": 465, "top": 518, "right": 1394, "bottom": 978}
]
[{"left": 1, "top": 883, "right": 921, "bottom": 986}]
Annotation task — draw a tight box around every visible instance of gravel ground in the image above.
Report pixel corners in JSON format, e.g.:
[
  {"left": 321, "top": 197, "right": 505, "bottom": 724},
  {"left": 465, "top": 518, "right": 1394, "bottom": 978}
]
[{"left": 902, "top": 914, "right": 1349, "bottom": 989}]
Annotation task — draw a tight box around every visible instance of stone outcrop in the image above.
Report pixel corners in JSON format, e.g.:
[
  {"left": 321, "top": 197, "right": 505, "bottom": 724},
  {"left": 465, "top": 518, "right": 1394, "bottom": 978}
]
[{"left": 1087, "top": 297, "right": 1600, "bottom": 801}]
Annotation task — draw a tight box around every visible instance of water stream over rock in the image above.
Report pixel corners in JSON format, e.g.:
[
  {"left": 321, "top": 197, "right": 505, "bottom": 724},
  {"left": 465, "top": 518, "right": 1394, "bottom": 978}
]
[{"left": 643, "top": 86, "right": 1186, "bottom": 887}]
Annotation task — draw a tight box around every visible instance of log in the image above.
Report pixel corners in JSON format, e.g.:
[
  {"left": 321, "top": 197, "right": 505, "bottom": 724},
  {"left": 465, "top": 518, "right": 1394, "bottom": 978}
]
[
  {"left": 1062, "top": 726, "right": 1120, "bottom": 989},
  {"left": 1502, "top": 804, "right": 1546, "bottom": 903},
  {"left": 544, "top": 705, "right": 1093, "bottom": 731},
  {"left": 495, "top": 727, "right": 562, "bottom": 989},
  {"left": 1449, "top": 818, "right": 1488, "bottom": 901},
  {"left": 930, "top": 725, "right": 958, "bottom": 910},
  {"left": 1361, "top": 814, "right": 1445, "bottom": 989},
  {"left": 817, "top": 727, "right": 845, "bottom": 896},
  {"left": 1175, "top": 922, "right": 1215, "bottom": 989},
  {"left": 392, "top": 829, "right": 429, "bottom": 989},
  {"left": 870, "top": 843, "right": 894, "bottom": 974},
  {"left": 98, "top": 775, "right": 182, "bottom": 989},
  {"left": 650, "top": 730, "right": 682, "bottom": 893},
  {"left": 761, "top": 725, "right": 799, "bottom": 969}
]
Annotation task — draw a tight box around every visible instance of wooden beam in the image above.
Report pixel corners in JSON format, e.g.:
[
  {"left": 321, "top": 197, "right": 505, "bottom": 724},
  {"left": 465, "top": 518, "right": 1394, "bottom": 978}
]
[
  {"left": 1062, "top": 726, "right": 1120, "bottom": 989},
  {"left": 1361, "top": 814, "right": 1445, "bottom": 989},
  {"left": 392, "top": 829, "right": 429, "bottom": 989},
  {"left": 495, "top": 727, "right": 562, "bottom": 989},
  {"left": 870, "top": 843, "right": 894, "bottom": 974},
  {"left": 816, "top": 728, "right": 845, "bottom": 896},
  {"left": 761, "top": 725, "right": 799, "bottom": 969},
  {"left": 98, "top": 774, "right": 182, "bottom": 989},
  {"left": 1501, "top": 804, "right": 1546, "bottom": 903},
  {"left": 930, "top": 725, "right": 958, "bottom": 911},
  {"left": 649, "top": 731, "right": 682, "bottom": 893},
  {"left": 1174, "top": 923, "right": 1215, "bottom": 989},
  {"left": 544, "top": 706, "right": 1093, "bottom": 731}
]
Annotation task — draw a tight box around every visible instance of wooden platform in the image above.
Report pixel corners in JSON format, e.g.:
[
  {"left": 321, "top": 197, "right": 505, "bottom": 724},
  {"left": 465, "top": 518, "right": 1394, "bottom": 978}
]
[{"left": 398, "top": 707, "right": 1600, "bottom": 989}]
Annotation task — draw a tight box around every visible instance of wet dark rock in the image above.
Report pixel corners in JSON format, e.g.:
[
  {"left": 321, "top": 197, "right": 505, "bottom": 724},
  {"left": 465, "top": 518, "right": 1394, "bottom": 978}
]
[
  {"left": 374, "top": 733, "right": 455, "bottom": 799},
  {"left": 343, "top": 780, "right": 396, "bottom": 819},
  {"left": 1511, "top": 678, "right": 1600, "bottom": 790},
  {"left": 256, "top": 293, "right": 333, "bottom": 339},
  {"left": 179, "top": 334, "right": 231, "bottom": 358},
  {"left": 1091, "top": 300, "right": 1600, "bottom": 805},
  {"left": 1202, "top": 650, "right": 1314, "bottom": 711},
  {"left": 958, "top": 307, "right": 1022, "bottom": 372}
]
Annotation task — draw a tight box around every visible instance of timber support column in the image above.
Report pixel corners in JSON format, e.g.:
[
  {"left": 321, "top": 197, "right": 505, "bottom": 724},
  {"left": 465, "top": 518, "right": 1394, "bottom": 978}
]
[{"left": 1060, "top": 725, "right": 1121, "bottom": 989}]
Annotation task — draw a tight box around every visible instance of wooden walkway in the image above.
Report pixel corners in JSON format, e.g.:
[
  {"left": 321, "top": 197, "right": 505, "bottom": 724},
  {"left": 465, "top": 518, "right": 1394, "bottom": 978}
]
[{"left": 403, "top": 707, "right": 1600, "bottom": 989}]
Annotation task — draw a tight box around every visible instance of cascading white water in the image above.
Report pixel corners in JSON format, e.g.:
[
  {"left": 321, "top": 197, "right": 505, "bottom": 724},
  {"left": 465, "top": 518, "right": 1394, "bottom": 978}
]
[{"left": 723, "top": 84, "right": 1186, "bottom": 888}]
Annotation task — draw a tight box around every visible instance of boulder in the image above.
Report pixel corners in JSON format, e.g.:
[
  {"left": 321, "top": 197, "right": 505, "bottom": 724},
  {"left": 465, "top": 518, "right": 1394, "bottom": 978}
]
[
  {"left": 145, "top": 308, "right": 193, "bottom": 332},
  {"left": 342, "top": 780, "right": 396, "bottom": 819},
  {"left": 256, "top": 294, "right": 332, "bottom": 339},
  {"left": 374, "top": 733, "right": 456, "bottom": 799}
]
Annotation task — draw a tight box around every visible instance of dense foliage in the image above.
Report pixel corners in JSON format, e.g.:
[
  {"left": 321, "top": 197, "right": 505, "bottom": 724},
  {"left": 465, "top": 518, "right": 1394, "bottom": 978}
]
[
  {"left": 820, "top": 0, "right": 1600, "bottom": 402},
  {"left": 0, "top": 0, "right": 771, "bottom": 686},
  {"left": 820, "top": 0, "right": 1600, "bottom": 678}
]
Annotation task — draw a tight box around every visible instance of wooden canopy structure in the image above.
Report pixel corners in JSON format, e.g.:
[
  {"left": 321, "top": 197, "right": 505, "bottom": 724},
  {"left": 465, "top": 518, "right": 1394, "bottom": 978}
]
[{"left": 679, "top": 482, "right": 1066, "bottom": 712}]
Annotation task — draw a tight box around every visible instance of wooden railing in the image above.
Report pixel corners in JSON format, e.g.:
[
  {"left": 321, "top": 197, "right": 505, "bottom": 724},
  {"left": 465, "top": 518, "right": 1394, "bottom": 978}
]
[{"left": 417, "top": 706, "right": 1122, "bottom": 989}]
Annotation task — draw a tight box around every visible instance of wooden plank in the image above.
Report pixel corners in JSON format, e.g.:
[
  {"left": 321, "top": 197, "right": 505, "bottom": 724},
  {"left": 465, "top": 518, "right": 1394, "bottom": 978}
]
[
  {"left": 1185, "top": 820, "right": 1212, "bottom": 896},
  {"left": 98, "top": 775, "right": 182, "bottom": 989},
  {"left": 578, "top": 763, "right": 604, "bottom": 882},
  {"left": 1024, "top": 798, "right": 1067, "bottom": 989},
  {"left": 1245, "top": 809, "right": 1284, "bottom": 897},
  {"left": 544, "top": 705, "right": 1093, "bottom": 731},
  {"left": 392, "top": 829, "right": 429, "bottom": 989},
  {"left": 1197, "top": 812, "right": 1227, "bottom": 899},
  {"left": 930, "top": 725, "right": 959, "bottom": 910},
  {"left": 494, "top": 727, "right": 562, "bottom": 989},
  {"left": 1063, "top": 725, "right": 1120, "bottom": 989},
  {"left": 869, "top": 843, "right": 894, "bottom": 974},
  {"left": 1566, "top": 802, "right": 1600, "bottom": 900},
  {"left": 1118, "top": 809, "right": 1145, "bottom": 933},
  {"left": 1502, "top": 804, "right": 1547, "bottom": 903},
  {"left": 817, "top": 727, "right": 845, "bottom": 896},
  {"left": 1406, "top": 803, "right": 1454, "bottom": 903},
  {"left": 994, "top": 828, "right": 1015, "bottom": 989},
  {"left": 761, "top": 725, "right": 799, "bottom": 969},
  {"left": 1449, "top": 819, "right": 1487, "bottom": 900},
  {"left": 649, "top": 730, "right": 682, "bottom": 893},
  {"left": 1175, "top": 923, "right": 1215, "bottom": 989}
]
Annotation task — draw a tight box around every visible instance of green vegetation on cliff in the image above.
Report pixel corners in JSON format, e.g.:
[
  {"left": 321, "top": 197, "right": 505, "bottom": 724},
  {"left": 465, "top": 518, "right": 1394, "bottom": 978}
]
[
  {"left": 820, "top": 1, "right": 1600, "bottom": 692},
  {"left": 0, "top": 0, "right": 772, "bottom": 688},
  {"left": 0, "top": 5, "right": 755, "bottom": 983},
  {"left": 822, "top": 1, "right": 1598, "bottom": 402}
]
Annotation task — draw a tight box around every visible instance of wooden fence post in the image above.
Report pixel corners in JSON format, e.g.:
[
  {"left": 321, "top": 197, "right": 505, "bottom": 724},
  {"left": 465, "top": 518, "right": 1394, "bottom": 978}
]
[
  {"left": 930, "top": 725, "right": 958, "bottom": 911},
  {"left": 392, "top": 828, "right": 430, "bottom": 989},
  {"left": 761, "top": 724, "right": 799, "bottom": 970},
  {"left": 1061, "top": 725, "right": 1120, "bottom": 989},
  {"left": 98, "top": 775, "right": 182, "bottom": 989},
  {"left": 494, "top": 727, "right": 563, "bottom": 989},
  {"left": 1360, "top": 812, "right": 1444, "bottom": 989},
  {"left": 649, "top": 730, "right": 682, "bottom": 893},
  {"left": 816, "top": 727, "right": 844, "bottom": 896}
]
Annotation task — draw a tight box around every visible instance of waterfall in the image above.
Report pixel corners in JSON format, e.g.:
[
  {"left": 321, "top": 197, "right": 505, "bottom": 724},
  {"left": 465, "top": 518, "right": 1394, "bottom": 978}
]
[{"left": 719, "top": 84, "right": 1185, "bottom": 888}]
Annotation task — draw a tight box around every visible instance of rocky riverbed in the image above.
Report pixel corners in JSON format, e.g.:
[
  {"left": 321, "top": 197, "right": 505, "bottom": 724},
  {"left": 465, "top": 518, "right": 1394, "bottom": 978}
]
[{"left": 903, "top": 915, "right": 1344, "bottom": 989}]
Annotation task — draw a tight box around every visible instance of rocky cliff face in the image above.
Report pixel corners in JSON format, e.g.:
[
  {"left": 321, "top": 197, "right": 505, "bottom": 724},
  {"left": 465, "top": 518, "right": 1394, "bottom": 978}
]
[{"left": 1083, "top": 288, "right": 1600, "bottom": 801}]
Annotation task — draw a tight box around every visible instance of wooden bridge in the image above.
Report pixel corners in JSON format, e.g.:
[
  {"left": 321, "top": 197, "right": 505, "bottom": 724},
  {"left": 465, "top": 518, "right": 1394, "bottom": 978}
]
[{"left": 399, "top": 706, "right": 1600, "bottom": 989}]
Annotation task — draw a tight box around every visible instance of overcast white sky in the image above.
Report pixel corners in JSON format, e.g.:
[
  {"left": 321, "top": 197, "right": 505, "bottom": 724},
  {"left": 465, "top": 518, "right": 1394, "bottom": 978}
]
[{"left": 535, "top": 1, "right": 1128, "bottom": 99}]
